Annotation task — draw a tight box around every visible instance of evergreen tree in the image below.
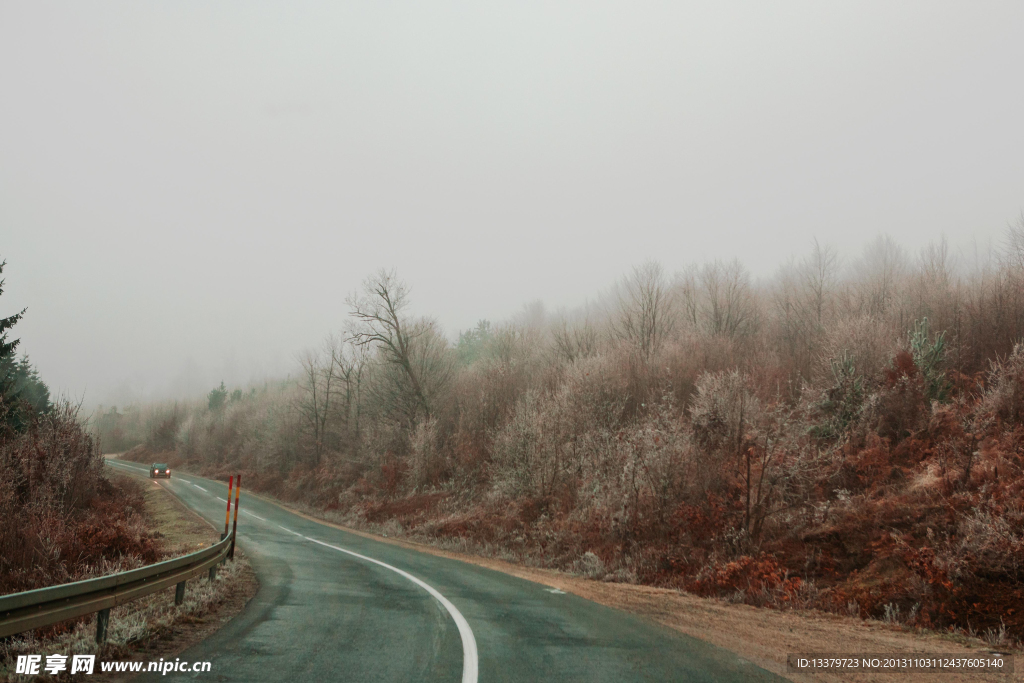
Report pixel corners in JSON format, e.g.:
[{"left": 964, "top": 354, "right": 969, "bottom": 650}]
[
  {"left": 208, "top": 381, "right": 228, "bottom": 411},
  {"left": 910, "top": 317, "right": 952, "bottom": 403},
  {"left": 14, "top": 355, "right": 51, "bottom": 415},
  {"left": 456, "top": 320, "right": 492, "bottom": 365},
  {"left": 0, "top": 260, "right": 27, "bottom": 431}
]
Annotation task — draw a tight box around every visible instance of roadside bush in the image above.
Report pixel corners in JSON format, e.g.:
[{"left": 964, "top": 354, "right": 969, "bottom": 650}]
[
  {"left": 979, "top": 342, "right": 1024, "bottom": 425},
  {"left": 690, "top": 370, "right": 759, "bottom": 453},
  {"left": 0, "top": 401, "right": 157, "bottom": 596},
  {"left": 118, "top": 237, "right": 1024, "bottom": 642},
  {"left": 809, "top": 352, "right": 865, "bottom": 441}
]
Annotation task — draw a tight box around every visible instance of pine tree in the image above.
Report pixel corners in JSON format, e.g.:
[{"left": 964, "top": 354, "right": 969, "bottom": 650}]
[
  {"left": 208, "top": 381, "right": 228, "bottom": 411},
  {"left": 910, "top": 317, "right": 952, "bottom": 403},
  {"left": 14, "top": 355, "right": 51, "bottom": 415},
  {"left": 0, "top": 260, "right": 27, "bottom": 431}
]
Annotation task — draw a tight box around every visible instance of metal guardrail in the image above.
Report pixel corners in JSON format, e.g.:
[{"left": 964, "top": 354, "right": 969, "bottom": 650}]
[{"left": 0, "top": 533, "right": 234, "bottom": 642}]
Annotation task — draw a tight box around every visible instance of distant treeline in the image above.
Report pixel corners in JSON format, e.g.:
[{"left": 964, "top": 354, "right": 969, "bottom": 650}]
[{"left": 113, "top": 227, "right": 1024, "bottom": 646}]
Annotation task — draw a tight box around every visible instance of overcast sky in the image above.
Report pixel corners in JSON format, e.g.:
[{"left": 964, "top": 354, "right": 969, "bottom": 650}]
[{"left": 2, "top": 1, "right": 1023, "bottom": 406}]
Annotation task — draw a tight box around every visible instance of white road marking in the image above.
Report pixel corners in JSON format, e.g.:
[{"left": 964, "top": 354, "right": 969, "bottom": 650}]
[
  {"left": 303, "top": 535, "right": 479, "bottom": 683},
  {"left": 194, "top": 484, "right": 208, "bottom": 492},
  {"left": 546, "top": 588, "right": 566, "bottom": 594},
  {"left": 130, "top": 467, "right": 476, "bottom": 681},
  {"left": 109, "top": 461, "right": 146, "bottom": 471}
]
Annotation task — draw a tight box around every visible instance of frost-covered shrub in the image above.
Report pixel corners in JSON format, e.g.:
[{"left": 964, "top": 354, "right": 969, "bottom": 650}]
[
  {"left": 940, "top": 506, "right": 1024, "bottom": 581},
  {"left": 690, "top": 370, "right": 760, "bottom": 453},
  {"left": 979, "top": 342, "right": 1024, "bottom": 425},
  {"left": 573, "top": 551, "right": 607, "bottom": 579},
  {"left": 0, "top": 401, "right": 158, "bottom": 595},
  {"left": 819, "top": 315, "right": 899, "bottom": 389},
  {"left": 490, "top": 357, "right": 623, "bottom": 500}
]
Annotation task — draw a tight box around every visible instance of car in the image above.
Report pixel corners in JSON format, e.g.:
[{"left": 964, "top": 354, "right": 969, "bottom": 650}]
[{"left": 150, "top": 463, "right": 171, "bottom": 478}]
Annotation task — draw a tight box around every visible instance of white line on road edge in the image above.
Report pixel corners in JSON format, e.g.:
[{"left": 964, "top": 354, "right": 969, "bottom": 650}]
[
  {"left": 128, "top": 464, "right": 474, "bottom": 680},
  {"left": 109, "top": 461, "right": 146, "bottom": 471},
  {"left": 303, "top": 535, "right": 479, "bottom": 683}
]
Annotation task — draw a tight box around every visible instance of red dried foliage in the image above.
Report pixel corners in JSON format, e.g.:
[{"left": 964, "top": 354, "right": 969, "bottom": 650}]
[
  {"left": 378, "top": 460, "right": 407, "bottom": 496},
  {"left": 362, "top": 492, "right": 448, "bottom": 525},
  {"left": 121, "top": 323, "right": 1024, "bottom": 643},
  {"left": 686, "top": 554, "right": 804, "bottom": 603},
  {"left": 886, "top": 351, "right": 919, "bottom": 385},
  {"left": 0, "top": 402, "right": 159, "bottom": 596}
]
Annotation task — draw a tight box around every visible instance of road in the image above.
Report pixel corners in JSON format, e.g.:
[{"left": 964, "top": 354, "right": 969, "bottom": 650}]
[{"left": 107, "top": 459, "right": 783, "bottom": 682}]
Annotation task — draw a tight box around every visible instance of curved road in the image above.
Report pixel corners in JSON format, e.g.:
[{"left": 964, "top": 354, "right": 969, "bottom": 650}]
[{"left": 107, "top": 460, "right": 783, "bottom": 682}]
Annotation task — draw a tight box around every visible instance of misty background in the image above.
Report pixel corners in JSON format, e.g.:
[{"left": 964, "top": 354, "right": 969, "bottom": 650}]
[{"left": 1, "top": 1, "right": 1022, "bottom": 407}]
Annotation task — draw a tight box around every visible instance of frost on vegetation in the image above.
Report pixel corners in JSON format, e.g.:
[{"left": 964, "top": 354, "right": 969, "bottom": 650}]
[
  {"left": 100, "top": 255, "right": 1024, "bottom": 646},
  {"left": 1, "top": 400, "right": 159, "bottom": 596},
  {"left": 689, "top": 370, "right": 759, "bottom": 452},
  {"left": 941, "top": 507, "right": 1024, "bottom": 581},
  {"left": 0, "top": 557, "right": 246, "bottom": 680},
  {"left": 909, "top": 318, "right": 951, "bottom": 403},
  {"left": 983, "top": 620, "right": 1012, "bottom": 649},
  {"left": 381, "top": 518, "right": 403, "bottom": 538},
  {"left": 809, "top": 352, "right": 864, "bottom": 441},
  {"left": 572, "top": 551, "right": 607, "bottom": 580},
  {"left": 882, "top": 602, "right": 921, "bottom": 627},
  {"left": 979, "top": 342, "right": 1024, "bottom": 424}
]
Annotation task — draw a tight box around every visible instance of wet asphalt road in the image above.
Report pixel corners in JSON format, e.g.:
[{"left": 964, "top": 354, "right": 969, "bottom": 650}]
[{"left": 107, "top": 460, "right": 783, "bottom": 682}]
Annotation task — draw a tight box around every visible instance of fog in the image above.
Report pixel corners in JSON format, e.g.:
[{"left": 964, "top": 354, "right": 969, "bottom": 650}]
[{"left": 1, "top": 2, "right": 1022, "bottom": 407}]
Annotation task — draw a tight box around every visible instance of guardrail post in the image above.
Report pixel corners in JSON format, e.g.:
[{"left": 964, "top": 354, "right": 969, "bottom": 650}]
[
  {"left": 222, "top": 475, "right": 234, "bottom": 541},
  {"left": 0, "top": 535, "right": 233, "bottom": 640},
  {"left": 95, "top": 608, "right": 110, "bottom": 643},
  {"left": 229, "top": 474, "right": 241, "bottom": 560}
]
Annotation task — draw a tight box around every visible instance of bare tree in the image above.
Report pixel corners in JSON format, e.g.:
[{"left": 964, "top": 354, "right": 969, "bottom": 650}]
[
  {"left": 771, "top": 260, "right": 815, "bottom": 379},
  {"left": 296, "top": 335, "right": 342, "bottom": 466},
  {"left": 613, "top": 261, "right": 674, "bottom": 362},
  {"left": 920, "top": 237, "right": 955, "bottom": 292},
  {"left": 675, "top": 265, "right": 700, "bottom": 329},
  {"left": 347, "top": 270, "right": 455, "bottom": 422},
  {"left": 771, "top": 241, "right": 840, "bottom": 379},
  {"left": 1002, "top": 217, "right": 1024, "bottom": 349},
  {"left": 801, "top": 239, "right": 839, "bottom": 326},
  {"left": 854, "top": 235, "right": 908, "bottom": 320},
  {"left": 1003, "top": 213, "right": 1024, "bottom": 273},
  {"left": 697, "top": 259, "right": 757, "bottom": 337},
  {"left": 331, "top": 333, "right": 369, "bottom": 454},
  {"left": 552, "top": 316, "right": 599, "bottom": 364},
  {"left": 347, "top": 269, "right": 432, "bottom": 418}
]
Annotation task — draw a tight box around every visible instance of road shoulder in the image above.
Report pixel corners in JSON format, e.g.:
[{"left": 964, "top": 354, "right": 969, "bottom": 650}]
[
  {"left": 96, "top": 474, "right": 260, "bottom": 682},
  {"left": 0, "top": 471, "right": 258, "bottom": 683}
]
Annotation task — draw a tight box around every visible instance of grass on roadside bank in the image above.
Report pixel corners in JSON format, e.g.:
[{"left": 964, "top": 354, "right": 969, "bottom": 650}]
[{"left": 0, "top": 474, "right": 257, "bottom": 683}]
